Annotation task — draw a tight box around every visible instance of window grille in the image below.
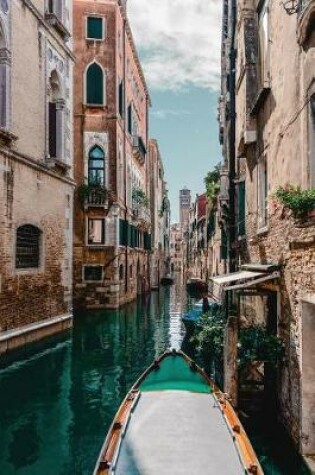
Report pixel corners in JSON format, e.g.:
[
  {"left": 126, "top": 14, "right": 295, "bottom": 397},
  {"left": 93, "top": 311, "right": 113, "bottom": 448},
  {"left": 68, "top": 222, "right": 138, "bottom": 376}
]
[
  {"left": 84, "top": 266, "right": 103, "bottom": 281},
  {"left": 87, "top": 17, "right": 103, "bottom": 40},
  {"left": 86, "top": 63, "right": 104, "bottom": 105},
  {"left": 16, "top": 225, "right": 41, "bottom": 269}
]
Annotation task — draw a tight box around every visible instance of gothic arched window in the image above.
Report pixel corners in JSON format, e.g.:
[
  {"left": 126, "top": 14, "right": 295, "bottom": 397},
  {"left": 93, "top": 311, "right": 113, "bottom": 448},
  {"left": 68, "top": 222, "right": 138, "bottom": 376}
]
[
  {"left": 88, "top": 146, "right": 105, "bottom": 185},
  {"left": 86, "top": 63, "right": 104, "bottom": 105},
  {"left": 16, "top": 225, "right": 41, "bottom": 269}
]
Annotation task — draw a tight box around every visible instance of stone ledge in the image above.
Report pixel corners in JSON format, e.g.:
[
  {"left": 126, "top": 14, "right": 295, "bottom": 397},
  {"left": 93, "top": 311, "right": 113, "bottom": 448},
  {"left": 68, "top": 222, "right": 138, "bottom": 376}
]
[
  {"left": 304, "top": 456, "right": 315, "bottom": 474},
  {"left": 0, "top": 313, "right": 72, "bottom": 355}
]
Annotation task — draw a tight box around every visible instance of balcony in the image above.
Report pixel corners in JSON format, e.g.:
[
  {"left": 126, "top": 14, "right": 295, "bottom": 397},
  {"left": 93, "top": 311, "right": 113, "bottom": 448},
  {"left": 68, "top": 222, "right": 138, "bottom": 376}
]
[
  {"left": 132, "top": 204, "right": 151, "bottom": 226},
  {"left": 45, "top": 9, "right": 70, "bottom": 40},
  {"left": 132, "top": 136, "right": 146, "bottom": 164},
  {"left": 77, "top": 183, "right": 108, "bottom": 210},
  {"left": 298, "top": 0, "right": 315, "bottom": 47}
]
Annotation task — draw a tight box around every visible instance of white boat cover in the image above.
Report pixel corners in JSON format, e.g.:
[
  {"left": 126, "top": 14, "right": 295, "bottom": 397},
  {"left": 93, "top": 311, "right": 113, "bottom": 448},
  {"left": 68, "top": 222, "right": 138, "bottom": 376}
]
[{"left": 113, "top": 390, "right": 245, "bottom": 475}]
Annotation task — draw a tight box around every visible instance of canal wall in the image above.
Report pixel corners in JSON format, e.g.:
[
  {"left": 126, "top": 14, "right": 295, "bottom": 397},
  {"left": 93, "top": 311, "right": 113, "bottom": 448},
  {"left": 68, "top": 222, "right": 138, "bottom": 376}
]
[{"left": 0, "top": 314, "right": 72, "bottom": 355}]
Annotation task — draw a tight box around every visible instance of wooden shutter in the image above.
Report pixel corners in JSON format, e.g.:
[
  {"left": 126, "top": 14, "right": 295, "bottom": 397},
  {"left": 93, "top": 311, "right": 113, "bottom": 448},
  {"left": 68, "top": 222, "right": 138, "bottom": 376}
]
[
  {"left": 87, "top": 17, "right": 103, "bottom": 40},
  {"left": 238, "top": 181, "right": 246, "bottom": 236},
  {"left": 49, "top": 102, "right": 57, "bottom": 158},
  {"left": 87, "top": 63, "right": 104, "bottom": 105}
]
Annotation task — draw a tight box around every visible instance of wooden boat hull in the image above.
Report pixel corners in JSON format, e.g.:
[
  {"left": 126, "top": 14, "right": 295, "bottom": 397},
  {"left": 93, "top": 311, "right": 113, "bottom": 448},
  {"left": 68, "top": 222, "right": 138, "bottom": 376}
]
[{"left": 93, "top": 350, "right": 263, "bottom": 475}]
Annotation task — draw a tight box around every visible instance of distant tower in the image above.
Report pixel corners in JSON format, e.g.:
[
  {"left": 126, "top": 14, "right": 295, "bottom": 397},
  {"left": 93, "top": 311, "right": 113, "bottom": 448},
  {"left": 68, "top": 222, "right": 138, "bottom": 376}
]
[{"left": 179, "top": 187, "right": 191, "bottom": 231}]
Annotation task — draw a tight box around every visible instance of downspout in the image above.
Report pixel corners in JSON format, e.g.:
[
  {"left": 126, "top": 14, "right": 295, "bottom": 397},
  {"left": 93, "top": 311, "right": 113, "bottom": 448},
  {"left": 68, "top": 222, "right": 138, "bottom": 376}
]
[{"left": 228, "top": 0, "right": 237, "bottom": 274}]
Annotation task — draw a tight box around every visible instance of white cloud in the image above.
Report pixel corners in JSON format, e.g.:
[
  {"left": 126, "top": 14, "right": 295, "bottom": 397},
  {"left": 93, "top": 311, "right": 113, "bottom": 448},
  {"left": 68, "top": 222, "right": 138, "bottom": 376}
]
[
  {"left": 151, "top": 109, "right": 191, "bottom": 119},
  {"left": 127, "top": 0, "right": 222, "bottom": 92}
]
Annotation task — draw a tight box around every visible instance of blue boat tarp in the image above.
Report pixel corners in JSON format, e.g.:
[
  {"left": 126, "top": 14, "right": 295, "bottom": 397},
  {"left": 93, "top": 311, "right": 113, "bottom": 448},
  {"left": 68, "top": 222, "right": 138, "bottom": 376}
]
[{"left": 181, "top": 298, "right": 220, "bottom": 324}]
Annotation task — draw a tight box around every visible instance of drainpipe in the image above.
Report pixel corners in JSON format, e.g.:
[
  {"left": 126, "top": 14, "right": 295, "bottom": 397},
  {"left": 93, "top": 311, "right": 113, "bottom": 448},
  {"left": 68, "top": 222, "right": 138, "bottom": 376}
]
[{"left": 228, "top": 0, "right": 237, "bottom": 274}]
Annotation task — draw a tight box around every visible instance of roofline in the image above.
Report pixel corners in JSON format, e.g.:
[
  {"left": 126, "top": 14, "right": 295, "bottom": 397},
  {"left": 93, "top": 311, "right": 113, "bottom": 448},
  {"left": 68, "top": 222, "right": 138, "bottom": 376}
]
[{"left": 118, "top": 3, "right": 151, "bottom": 106}]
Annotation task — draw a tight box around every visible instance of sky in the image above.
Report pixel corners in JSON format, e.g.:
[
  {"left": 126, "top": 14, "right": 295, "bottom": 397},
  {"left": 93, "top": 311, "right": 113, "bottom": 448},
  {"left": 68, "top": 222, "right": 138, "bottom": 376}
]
[{"left": 128, "top": 0, "right": 222, "bottom": 222}]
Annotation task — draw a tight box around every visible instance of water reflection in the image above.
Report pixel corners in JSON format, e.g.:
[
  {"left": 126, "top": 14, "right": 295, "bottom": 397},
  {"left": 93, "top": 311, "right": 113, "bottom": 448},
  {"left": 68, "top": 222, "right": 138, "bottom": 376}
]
[{"left": 0, "top": 282, "right": 308, "bottom": 475}]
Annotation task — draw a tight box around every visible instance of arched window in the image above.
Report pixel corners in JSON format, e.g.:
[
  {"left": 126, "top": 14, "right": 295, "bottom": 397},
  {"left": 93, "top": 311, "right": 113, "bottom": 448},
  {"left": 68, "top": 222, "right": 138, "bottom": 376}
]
[
  {"left": 16, "top": 225, "right": 41, "bottom": 269},
  {"left": 86, "top": 63, "right": 104, "bottom": 105},
  {"left": 88, "top": 146, "right": 105, "bottom": 185},
  {"left": 48, "top": 69, "right": 63, "bottom": 159}
]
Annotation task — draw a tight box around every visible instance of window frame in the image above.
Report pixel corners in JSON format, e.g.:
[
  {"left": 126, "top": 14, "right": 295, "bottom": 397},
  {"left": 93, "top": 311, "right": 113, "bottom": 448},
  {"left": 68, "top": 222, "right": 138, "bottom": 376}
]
[
  {"left": 257, "top": 0, "right": 270, "bottom": 89},
  {"left": 85, "top": 15, "right": 105, "bottom": 42},
  {"left": 83, "top": 264, "right": 104, "bottom": 283},
  {"left": 15, "top": 224, "right": 43, "bottom": 272},
  {"left": 87, "top": 218, "right": 106, "bottom": 246},
  {"left": 84, "top": 62, "right": 106, "bottom": 107},
  {"left": 257, "top": 155, "right": 268, "bottom": 232},
  {"left": 88, "top": 145, "right": 105, "bottom": 186},
  {"left": 309, "top": 93, "right": 315, "bottom": 188}
]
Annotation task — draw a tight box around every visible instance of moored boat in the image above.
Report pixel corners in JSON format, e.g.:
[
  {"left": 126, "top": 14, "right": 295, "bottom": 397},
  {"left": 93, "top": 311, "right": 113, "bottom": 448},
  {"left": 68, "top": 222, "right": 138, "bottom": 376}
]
[
  {"left": 160, "top": 274, "right": 174, "bottom": 286},
  {"left": 93, "top": 350, "right": 263, "bottom": 475},
  {"left": 186, "top": 277, "right": 208, "bottom": 295},
  {"left": 181, "top": 297, "right": 221, "bottom": 327}
]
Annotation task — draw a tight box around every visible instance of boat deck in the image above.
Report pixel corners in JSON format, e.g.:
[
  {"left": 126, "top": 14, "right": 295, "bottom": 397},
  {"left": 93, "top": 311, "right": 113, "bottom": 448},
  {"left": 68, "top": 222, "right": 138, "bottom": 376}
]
[{"left": 114, "top": 390, "right": 245, "bottom": 475}]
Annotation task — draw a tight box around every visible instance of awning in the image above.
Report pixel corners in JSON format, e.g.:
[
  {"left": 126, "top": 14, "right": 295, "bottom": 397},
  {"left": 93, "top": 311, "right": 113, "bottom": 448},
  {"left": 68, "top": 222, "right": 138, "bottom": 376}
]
[{"left": 210, "top": 269, "right": 280, "bottom": 299}]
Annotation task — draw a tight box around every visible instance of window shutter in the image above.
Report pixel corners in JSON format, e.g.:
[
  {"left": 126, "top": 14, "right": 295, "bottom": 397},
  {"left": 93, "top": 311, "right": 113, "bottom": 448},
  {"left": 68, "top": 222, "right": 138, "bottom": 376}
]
[
  {"left": 238, "top": 181, "right": 246, "bottom": 236},
  {"left": 127, "top": 104, "right": 132, "bottom": 134},
  {"left": 119, "top": 81, "right": 124, "bottom": 117},
  {"left": 49, "top": 102, "right": 57, "bottom": 158},
  {"left": 86, "top": 63, "right": 104, "bottom": 105},
  {"left": 87, "top": 17, "right": 103, "bottom": 40},
  {"left": 220, "top": 228, "right": 228, "bottom": 260}
]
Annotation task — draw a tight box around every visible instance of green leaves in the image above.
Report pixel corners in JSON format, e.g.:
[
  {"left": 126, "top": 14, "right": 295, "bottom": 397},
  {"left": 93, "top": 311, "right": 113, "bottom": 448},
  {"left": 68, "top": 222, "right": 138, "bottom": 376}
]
[
  {"left": 204, "top": 164, "right": 221, "bottom": 202},
  {"left": 274, "top": 184, "right": 315, "bottom": 219},
  {"left": 132, "top": 188, "right": 150, "bottom": 208}
]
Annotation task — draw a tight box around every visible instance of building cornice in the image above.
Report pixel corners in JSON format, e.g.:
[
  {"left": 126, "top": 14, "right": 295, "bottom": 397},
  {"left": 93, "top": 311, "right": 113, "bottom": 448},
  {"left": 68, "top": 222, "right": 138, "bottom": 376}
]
[
  {"left": 0, "top": 147, "right": 76, "bottom": 187},
  {"left": 20, "top": 0, "right": 75, "bottom": 62}
]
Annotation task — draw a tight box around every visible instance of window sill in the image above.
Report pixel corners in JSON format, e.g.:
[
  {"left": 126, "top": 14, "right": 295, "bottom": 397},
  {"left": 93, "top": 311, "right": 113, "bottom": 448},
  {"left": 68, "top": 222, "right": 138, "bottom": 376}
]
[
  {"left": 86, "top": 37, "right": 104, "bottom": 42},
  {"left": 0, "top": 128, "right": 18, "bottom": 146},
  {"left": 256, "top": 225, "right": 269, "bottom": 236},
  {"left": 84, "top": 104, "right": 107, "bottom": 110},
  {"left": 15, "top": 267, "right": 43, "bottom": 275},
  {"left": 86, "top": 244, "right": 106, "bottom": 249},
  {"left": 250, "top": 86, "right": 271, "bottom": 116},
  {"left": 46, "top": 157, "right": 71, "bottom": 175}
]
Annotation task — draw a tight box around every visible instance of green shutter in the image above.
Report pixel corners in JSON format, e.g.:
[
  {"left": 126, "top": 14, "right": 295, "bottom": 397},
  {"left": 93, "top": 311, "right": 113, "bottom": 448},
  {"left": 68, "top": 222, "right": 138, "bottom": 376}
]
[
  {"left": 87, "top": 63, "right": 104, "bottom": 105},
  {"left": 238, "top": 181, "right": 246, "bottom": 236},
  {"left": 220, "top": 228, "right": 228, "bottom": 260},
  {"left": 87, "top": 17, "right": 103, "bottom": 40}
]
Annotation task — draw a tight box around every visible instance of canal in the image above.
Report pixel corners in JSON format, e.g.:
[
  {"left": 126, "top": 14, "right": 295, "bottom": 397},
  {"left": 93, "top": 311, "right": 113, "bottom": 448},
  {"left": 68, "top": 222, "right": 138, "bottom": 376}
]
[{"left": 0, "top": 280, "right": 309, "bottom": 475}]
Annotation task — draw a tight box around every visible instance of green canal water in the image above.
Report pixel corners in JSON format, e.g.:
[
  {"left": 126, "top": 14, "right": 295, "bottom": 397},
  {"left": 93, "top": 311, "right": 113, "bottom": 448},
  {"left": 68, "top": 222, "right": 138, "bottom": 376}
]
[{"left": 0, "top": 282, "right": 309, "bottom": 475}]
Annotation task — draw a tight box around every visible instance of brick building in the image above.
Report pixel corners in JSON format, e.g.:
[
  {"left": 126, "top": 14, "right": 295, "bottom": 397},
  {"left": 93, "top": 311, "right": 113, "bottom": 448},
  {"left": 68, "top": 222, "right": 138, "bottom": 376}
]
[
  {"left": 0, "top": 0, "right": 74, "bottom": 353},
  {"left": 217, "top": 0, "right": 315, "bottom": 460},
  {"left": 149, "top": 139, "right": 171, "bottom": 289},
  {"left": 73, "top": 0, "right": 152, "bottom": 309}
]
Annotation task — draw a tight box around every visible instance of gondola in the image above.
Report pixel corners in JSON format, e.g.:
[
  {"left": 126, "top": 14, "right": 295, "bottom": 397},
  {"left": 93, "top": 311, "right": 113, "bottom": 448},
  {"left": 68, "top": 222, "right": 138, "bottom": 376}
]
[
  {"left": 93, "top": 350, "right": 263, "bottom": 475},
  {"left": 160, "top": 275, "right": 174, "bottom": 286},
  {"left": 181, "top": 297, "right": 221, "bottom": 328}
]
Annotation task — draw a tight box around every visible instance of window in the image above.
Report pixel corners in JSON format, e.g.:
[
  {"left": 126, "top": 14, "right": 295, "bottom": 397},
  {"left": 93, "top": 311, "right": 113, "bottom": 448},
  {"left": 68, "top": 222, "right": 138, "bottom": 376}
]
[
  {"left": 48, "top": 0, "right": 64, "bottom": 22},
  {"left": 86, "top": 63, "right": 104, "bottom": 106},
  {"left": 88, "top": 146, "right": 105, "bottom": 185},
  {"left": 129, "top": 264, "right": 133, "bottom": 278},
  {"left": 86, "top": 17, "right": 104, "bottom": 40},
  {"left": 237, "top": 180, "right": 246, "bottom": 237},
  {"left": 258, "top": 0, "right": 270, "bottom": 88},
  {"left": 309, "top": 95, "right": 315, "bottom": 187},
  {"left": 118, "top": 81, "right": 124, "bottom": 117},
  {"left": 83, "top": 265, "right": 103, "bottom": 282},
  {"left": 127, "top": 104, "right": 132, "bottom": 134},
  {"left": 48, "top": 69, "right": 63, "bottom": 159},
  {"left": 88, "top": 218, "right": 105, "bottom": 245},
  {"left": 16, "top": 225, "right": 41, "bottom": 269},
  {"left": 119, "top": 264, "right": 124, "bottom": 280},
  {"left": 258, "top": 156, "right": 268, "bottom": 229}
]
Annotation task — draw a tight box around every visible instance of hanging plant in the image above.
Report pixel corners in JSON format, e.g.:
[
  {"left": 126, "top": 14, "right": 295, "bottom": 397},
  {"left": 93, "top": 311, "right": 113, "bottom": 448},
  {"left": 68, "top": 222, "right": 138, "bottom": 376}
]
[
  {"left": 238, "top": 326, "right": 285, "bottom": 368},
  {"left": 132, "top": 188, "right": 150, "bottom": 208},
  {"left": 273, "top": 184, "right": 315, "bottom": 219},
  {"left": 77, "top": 183, "right": 108, "bottom": 204}
]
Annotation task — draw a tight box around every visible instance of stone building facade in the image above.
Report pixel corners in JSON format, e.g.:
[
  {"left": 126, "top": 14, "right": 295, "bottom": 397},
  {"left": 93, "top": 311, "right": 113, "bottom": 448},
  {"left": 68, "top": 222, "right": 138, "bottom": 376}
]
[
  {"left": 0, "top": 0, "right": 74, "bottom": 352},
  {"left": 218, "top": 0, "right": 315, "bottom": 458},
  {"left": 149, "top": 139, "right": 171, "bottom": 289},
  {"left": 73, "top": 0, "right": 152, "bottom": 309},
  {"left": 170, "top": 223, "right": 186, "bottom": 275}
]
